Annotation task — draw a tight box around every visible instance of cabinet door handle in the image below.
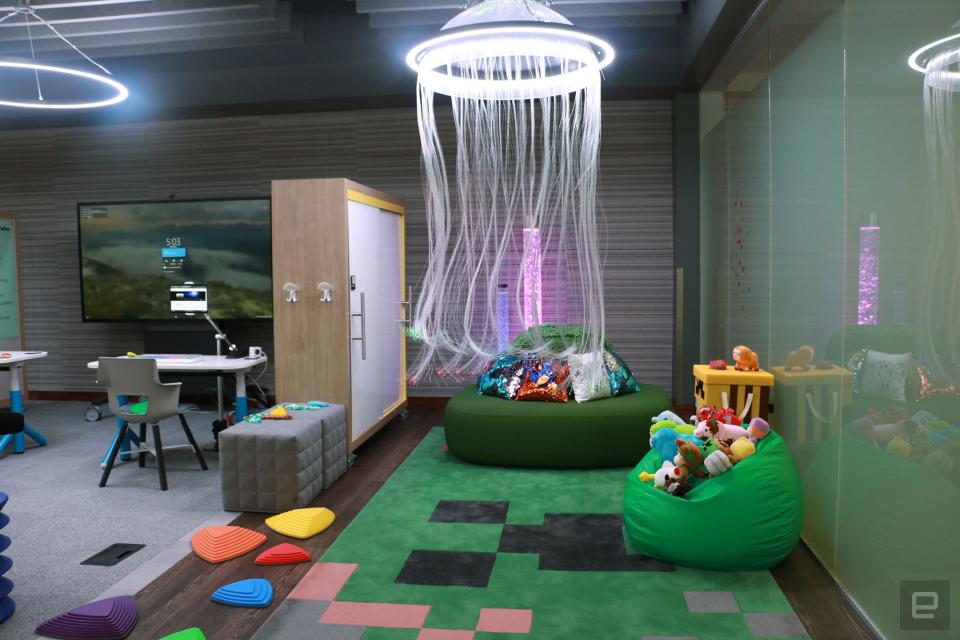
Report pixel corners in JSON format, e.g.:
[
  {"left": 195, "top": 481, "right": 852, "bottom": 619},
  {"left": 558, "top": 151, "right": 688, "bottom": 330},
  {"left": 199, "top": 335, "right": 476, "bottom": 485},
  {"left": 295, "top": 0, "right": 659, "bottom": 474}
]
[{"left": 351, "top": 292, "right": 367, "bottom": 361}]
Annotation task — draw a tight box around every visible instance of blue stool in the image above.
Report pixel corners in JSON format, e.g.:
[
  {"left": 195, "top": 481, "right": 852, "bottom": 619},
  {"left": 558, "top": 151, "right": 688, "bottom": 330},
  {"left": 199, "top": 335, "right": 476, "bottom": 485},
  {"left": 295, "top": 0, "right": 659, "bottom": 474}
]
[{"left": 0, "top": 491, "right": 12, "bottom": 624}]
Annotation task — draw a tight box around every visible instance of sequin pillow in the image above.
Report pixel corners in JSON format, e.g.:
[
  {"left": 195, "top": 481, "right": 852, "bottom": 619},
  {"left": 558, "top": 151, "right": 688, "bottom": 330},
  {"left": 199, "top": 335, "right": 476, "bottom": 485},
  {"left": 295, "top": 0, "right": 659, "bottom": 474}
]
[
  {"left": 515, "top": 357, "right": 570, "bottom": 403},
  {"left": 912, "top": 356, "right": 960, "bottom": 402},
  {"left": 848, "top": 349, "right": 912, "bottom": 403},
  {"left": 568, "top": 351, "right": 612, "bottom": 403},
  {"left": 477, "top": 354, "right": 524, "bottom": 400},
  {"left": 604, "top": 349, "right": 639, "bottom": 397}
]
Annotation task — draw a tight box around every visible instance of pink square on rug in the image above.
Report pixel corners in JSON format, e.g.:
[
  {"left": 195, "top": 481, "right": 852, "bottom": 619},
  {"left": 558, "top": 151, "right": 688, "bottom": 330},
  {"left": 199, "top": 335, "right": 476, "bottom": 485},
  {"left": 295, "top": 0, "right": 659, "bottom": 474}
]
[
  {"left": 418, "top": 629, "right": 475, "bottom": 640},
  {"left": 320, "top": 601, "right": 431, "bottom": 628},
  {"left": 288, "top": 562, "right": 358, "bottom": 601},
  {"left": 476, "top": 608, "right": 533, "bottom": 634}
]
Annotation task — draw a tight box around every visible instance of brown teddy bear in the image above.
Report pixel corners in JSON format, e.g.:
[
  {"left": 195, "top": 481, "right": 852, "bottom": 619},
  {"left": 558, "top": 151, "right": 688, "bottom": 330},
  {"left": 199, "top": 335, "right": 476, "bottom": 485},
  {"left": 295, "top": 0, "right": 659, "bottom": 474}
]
[{"left": 732, "top": 345, "right": 760, "bottom": 371}]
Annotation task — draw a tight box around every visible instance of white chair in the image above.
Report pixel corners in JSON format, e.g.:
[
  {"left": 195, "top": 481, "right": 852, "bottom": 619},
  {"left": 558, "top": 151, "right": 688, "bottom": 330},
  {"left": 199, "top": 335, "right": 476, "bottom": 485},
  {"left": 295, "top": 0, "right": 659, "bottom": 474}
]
[{"left": 97, "top": 357, "right": 207, "bottom": 491}]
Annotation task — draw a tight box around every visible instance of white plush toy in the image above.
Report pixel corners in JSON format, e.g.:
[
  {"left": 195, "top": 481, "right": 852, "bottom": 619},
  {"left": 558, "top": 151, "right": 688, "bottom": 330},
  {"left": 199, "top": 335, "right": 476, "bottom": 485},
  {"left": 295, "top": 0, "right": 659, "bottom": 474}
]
[
  {"left": 703, "top": 450, "right": 733, "bottom": 476},
  {"left": 651, "top": 410, "right": 687, "bottom": 427}
]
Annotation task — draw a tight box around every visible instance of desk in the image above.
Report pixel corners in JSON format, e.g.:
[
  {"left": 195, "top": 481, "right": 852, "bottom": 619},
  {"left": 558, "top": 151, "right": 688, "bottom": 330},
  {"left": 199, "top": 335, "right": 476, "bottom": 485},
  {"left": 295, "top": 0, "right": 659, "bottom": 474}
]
[
  {"left": 0, "top": 351, "right": 48, "bottom": 455},
  {"left": 87, "top": 355, "right": 267, "bottom": 466}
]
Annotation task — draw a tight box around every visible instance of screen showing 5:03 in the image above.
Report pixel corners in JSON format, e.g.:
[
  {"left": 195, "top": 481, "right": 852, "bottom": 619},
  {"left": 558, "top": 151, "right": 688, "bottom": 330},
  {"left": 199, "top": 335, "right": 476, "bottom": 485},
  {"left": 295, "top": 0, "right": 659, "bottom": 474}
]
[{"left": 78, "top": 198, "right": 272, "bottom": 321}]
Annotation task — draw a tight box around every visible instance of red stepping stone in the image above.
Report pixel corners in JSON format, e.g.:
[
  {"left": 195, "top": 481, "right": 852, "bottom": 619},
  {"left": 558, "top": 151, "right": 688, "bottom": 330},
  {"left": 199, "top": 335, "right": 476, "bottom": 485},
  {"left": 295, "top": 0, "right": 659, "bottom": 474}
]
[
  {"left": 255, "top": 543, "right": 311, "bottom": 566},
  {"left": 191, "top": 526, "right": 266, "bottom": 564}
]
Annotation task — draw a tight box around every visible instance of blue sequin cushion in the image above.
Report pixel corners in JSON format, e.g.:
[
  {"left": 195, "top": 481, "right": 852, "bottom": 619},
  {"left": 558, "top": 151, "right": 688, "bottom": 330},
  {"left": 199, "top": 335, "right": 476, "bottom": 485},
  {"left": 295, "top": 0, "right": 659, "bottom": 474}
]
[{"left": 477, "top": 354, "right": 525, "bottom": 400}]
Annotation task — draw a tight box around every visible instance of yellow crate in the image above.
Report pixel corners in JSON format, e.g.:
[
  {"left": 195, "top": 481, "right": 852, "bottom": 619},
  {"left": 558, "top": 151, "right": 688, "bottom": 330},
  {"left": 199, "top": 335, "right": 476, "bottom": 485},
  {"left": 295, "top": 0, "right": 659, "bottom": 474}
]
[
  {"left": 771, "top": 365, "right": 853, "bottom": 443},
  {"left": 693, "top": 364, "right": 774, "bottom": 421}
]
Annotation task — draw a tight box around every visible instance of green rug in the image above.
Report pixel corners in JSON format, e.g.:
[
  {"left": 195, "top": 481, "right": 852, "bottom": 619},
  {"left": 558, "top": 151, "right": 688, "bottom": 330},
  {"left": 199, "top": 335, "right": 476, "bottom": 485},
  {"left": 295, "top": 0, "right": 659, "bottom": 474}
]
[{"left": 253, "top": 428, "right": 808, "bottom": 640}]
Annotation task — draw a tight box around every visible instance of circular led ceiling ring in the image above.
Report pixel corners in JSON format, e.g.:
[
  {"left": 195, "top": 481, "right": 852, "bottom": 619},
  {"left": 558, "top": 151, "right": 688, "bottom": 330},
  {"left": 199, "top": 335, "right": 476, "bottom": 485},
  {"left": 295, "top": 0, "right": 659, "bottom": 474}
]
[
  {"left": 0, "top": 59, "right": 128, "bottom": 109},
  {"left": 908, "top": 32, "right": 960, "bottom": 73},
  {"left": 407, "top": 23, "right": 616, "bottom": 75}
]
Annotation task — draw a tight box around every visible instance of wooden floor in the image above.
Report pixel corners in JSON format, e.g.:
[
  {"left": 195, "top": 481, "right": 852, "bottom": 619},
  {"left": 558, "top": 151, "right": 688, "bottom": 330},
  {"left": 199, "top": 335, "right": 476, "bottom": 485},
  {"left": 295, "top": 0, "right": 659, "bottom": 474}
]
[{"left": 128, "top": 400, "right": 878, "bottom": 640}]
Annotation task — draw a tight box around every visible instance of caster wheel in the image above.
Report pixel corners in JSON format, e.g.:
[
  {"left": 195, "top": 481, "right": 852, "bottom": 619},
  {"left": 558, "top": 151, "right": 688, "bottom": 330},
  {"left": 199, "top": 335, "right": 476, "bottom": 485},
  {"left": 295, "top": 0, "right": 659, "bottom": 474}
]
[{"left": 85, "top": 405, "right": 102, "bottom": 422}]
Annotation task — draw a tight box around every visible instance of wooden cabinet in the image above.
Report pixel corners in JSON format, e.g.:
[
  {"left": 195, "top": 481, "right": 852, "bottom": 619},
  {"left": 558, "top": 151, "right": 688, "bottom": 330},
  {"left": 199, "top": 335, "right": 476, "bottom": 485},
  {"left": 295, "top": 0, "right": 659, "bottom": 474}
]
[{"left": 271, "top": 179, "right": 407, "bottom": 450}]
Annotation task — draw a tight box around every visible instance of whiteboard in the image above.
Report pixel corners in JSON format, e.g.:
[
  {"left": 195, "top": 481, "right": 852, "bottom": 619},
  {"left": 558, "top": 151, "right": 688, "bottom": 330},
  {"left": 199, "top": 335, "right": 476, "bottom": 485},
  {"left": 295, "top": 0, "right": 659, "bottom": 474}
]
[{"left": 0, "top": 213, "right": 23, "bottom": 405}]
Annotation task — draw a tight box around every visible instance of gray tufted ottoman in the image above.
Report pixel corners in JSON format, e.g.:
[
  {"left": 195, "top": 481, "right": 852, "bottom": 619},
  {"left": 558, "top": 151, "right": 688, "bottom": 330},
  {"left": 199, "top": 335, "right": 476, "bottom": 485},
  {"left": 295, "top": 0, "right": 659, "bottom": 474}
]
[{"left": 219, "top": 404, "right": 348, "bottom": 513}]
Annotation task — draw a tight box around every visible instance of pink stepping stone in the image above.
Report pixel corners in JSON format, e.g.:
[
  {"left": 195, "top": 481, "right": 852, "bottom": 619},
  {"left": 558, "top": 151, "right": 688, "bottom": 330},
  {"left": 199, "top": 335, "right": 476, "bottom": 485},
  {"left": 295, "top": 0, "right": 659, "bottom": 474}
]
[
  {"left": 320, "top": 601, "right": 431, "bottom": 628},
  {"left": 418, "top": 630, "right": 475, "bottom": 640},
  {"left": 476, "top": 608, "right": 534, "bottom": 634},
  {"left": 289, "top": 563, "right": 357, "bottom": 601}
]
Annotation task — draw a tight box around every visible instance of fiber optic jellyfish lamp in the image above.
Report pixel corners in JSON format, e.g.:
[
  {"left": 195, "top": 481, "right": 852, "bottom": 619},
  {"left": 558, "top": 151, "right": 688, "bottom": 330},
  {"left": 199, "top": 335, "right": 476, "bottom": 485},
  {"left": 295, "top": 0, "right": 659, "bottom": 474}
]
[
  {"left": 908, "top": 31, "right": 960, "bottom": 90},
  {"left": 0, "top": 4, "right": 128, "bottom": 109},
  {"left": 406, "top": 0, "right": 616, "bottom": 100}
]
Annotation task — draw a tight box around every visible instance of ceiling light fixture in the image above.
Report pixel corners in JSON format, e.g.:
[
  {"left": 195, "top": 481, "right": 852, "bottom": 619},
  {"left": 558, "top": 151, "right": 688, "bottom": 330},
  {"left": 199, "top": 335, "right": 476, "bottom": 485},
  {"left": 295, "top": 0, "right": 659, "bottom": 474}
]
[
  {"left": 406, "top": 0, "right": 615, "bottom": 100},
  {"left": 0, "top": 1, "right": 128, "bottom": 109}
]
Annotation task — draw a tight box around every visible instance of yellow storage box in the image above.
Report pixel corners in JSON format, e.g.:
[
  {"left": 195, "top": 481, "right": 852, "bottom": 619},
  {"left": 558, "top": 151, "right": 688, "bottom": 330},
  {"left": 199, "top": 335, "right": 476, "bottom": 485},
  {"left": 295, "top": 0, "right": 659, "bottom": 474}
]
[
  {"left": 693, "top": 364, "right": 774, "bottom": 421},
  {"left": 771, "top": 365, "right": 853, "bottom": 443}
]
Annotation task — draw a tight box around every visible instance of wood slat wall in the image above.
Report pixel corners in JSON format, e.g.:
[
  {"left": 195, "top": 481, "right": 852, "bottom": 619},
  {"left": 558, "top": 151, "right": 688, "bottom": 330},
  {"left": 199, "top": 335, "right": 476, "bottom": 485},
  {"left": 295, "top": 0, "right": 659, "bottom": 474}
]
[{"left": 0, "top": 100, "right": 674, "bottom": 396}]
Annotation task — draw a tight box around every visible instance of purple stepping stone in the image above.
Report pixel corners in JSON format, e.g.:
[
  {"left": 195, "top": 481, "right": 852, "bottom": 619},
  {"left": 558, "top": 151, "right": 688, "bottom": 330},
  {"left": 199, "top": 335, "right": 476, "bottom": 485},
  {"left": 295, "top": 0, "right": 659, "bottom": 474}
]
[{"left": 36, "top": 595, "right": 139, "bottom": 640}]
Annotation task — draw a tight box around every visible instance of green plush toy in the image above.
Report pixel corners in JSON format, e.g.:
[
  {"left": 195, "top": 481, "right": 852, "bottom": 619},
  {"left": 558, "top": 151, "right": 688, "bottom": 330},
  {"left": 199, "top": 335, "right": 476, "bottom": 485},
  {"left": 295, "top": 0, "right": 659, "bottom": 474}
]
[{"left": 650, "top": 419, "right": 695, "bottom": 436}]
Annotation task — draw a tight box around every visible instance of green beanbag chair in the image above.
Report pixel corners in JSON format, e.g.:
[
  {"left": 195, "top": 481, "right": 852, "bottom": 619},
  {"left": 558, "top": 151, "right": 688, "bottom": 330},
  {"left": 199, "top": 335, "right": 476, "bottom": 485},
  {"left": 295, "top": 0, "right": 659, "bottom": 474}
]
[{"left": 623, "top": 430, "right": 803, "bottom": 570}]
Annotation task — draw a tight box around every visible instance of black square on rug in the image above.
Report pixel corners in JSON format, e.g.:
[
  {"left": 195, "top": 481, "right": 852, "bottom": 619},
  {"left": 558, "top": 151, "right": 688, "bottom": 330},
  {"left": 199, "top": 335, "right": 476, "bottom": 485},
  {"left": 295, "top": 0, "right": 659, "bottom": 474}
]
[
  {"left": 429, "top": 500, "right": 510, "bottom": 524},
  {"left": 395, "top": 549, "right": 497, "bottom": 587}
]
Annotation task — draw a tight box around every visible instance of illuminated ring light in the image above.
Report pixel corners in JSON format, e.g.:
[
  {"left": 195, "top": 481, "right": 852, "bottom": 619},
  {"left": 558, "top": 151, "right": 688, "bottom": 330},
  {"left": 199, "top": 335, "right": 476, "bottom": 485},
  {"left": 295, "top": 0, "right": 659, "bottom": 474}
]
[
  {"left": 908, "top": 33, "right": 960, "bottom": 92},
  {"left": 407, "top": 23, "right": 615, "bottom": 100},
  {"left": 0, "top": 59, "right": 128, "bottom": 109}
]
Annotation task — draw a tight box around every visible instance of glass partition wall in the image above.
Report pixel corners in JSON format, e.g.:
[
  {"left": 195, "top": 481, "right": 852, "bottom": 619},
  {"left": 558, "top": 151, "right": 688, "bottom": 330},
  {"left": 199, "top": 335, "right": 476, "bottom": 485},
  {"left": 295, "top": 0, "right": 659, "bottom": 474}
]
[{"left": 699, "top": 0, "right": 960, "bottom": 637}]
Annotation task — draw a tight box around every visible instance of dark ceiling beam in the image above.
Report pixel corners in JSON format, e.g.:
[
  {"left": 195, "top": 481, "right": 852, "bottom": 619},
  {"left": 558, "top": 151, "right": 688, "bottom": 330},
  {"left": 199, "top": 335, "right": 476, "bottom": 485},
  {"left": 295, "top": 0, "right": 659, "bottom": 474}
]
[
  {"left": 353, "top": 0, "right": 684, "bottom": 11},
  {"left": 9, "top": 0, "right": 274, "bottom": 22},
  {"left": 366, "top": 4, "right": 681, "bottom": 29},
  {"left": 677, "top": 0, "right": 765, "bottom": 90},
  {"left": 0, "top": 5, "right": 280, "bottom": 39},
  {"left": 0, "top": 3, "right": 294, "bottom": 54}
]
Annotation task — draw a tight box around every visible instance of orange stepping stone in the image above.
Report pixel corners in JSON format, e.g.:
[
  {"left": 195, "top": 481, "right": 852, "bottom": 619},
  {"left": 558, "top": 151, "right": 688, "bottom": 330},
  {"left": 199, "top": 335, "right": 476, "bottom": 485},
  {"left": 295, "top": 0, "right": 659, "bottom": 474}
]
[
  {"left": 255, "top": 543, "right": 311, "bottom": 565},
  {"left": 191, "top": 526, "right": 266, "bottom": 564}
]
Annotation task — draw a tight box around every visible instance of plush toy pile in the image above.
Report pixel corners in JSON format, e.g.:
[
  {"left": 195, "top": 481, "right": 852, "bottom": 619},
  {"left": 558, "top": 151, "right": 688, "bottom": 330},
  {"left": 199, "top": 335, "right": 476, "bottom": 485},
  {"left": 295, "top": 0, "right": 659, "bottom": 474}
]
[
  {"left": 639, "top": 406, "right": 771, "bottom": 498},
  {"left": 846, "top": 406, "right": 960, "bottom": 482}
]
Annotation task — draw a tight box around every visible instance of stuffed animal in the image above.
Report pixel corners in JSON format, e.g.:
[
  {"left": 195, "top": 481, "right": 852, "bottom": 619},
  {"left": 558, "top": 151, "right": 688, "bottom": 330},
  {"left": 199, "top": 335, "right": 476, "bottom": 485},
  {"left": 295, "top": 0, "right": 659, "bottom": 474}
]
[
  {"left": 650, "top": 427, "right": 700, "bottom": 462},
  {"left": 746, "top": 417, "right": 770, "bottom": 444},
  {"left": 784, "top": 345, "right": 815, "bottom": 371},
  {"left": 709, "top": 359, "right": 729, "bottom": 370},
  {"left": 640, "top": 461, "right": 692, "bottom": 497},
  {"left": 694, "top": 418, "right": 748, "bottom": 446},
  {"left": 730, "top": 437, "right": 756, "bottom": 462},
  {"left": 693, "top": 405, "right": 742, "bottom": 426},
  {"left": 732, "top": 345, "right": 760, "bottom": 371},
  {"left": 651, "top": 410, "right": 687, "bottom": 427},
  {"left": 674, "top": 438, "right": 711, "bottom": 478},
  {"left": 925, "top": 449, "right": 956, "bottom": 476},
  {"left": 650, "top": 419, "right": 696, "bottom": 436},
  {"left": 886, "top": 435, "right": 912, "bottom": 459},
  {"left": 700, "top": 437, "right": 735, "bottom": 477}
]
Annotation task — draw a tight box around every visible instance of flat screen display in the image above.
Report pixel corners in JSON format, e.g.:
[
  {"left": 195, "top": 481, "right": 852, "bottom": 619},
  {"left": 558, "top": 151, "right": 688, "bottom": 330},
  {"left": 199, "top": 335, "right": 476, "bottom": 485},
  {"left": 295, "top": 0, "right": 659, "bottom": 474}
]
[{"left": 78, "top": 198, "right": 272, "bottom": 321}]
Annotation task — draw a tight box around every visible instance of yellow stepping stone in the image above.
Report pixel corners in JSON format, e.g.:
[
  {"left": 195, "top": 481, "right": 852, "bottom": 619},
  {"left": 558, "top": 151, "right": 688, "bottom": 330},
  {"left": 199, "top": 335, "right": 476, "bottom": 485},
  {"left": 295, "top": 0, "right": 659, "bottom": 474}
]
[{"left": 265, "top": 507, "right": 336, "bottom": 539}]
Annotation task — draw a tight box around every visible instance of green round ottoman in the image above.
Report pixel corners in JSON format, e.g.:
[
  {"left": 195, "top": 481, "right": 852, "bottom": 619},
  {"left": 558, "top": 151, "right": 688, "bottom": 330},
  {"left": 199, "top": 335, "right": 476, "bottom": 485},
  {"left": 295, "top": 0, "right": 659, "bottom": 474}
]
[{"left": 443, "top": 385, "right": 672, "bottom": 468}]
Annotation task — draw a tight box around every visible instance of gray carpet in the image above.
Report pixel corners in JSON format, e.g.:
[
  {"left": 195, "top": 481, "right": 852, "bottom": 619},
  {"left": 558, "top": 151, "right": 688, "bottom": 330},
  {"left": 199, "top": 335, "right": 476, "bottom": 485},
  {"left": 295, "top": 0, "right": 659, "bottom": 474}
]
[{"left": 0, "top": 401, "right": 231, "bottom": 640}]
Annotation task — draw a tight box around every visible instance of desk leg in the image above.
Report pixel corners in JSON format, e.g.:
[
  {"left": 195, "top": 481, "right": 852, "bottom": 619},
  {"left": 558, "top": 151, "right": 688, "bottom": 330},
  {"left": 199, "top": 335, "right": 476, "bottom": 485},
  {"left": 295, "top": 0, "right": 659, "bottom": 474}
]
[
  {"left": 101, "top": 394, "right": 140, "bottom": 467},
  {"left": 2, "top": 366, "right": 47, "bottom": 454},
  {"left": 235, "top": 372, "right": 248, "bottom": 422}
]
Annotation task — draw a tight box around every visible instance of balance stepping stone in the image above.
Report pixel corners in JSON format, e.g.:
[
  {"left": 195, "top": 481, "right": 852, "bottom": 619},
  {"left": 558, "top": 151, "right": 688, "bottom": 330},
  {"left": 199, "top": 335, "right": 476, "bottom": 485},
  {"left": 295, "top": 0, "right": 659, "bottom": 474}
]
[
  {"left": 211, "top": 579, "right": 273, "bottom": 608},
  {"left": 35, "top": 595, "right": 139, "bottom": 640},
  {"left": 0, "top": 535, "right": 8, "bottom": 555},
  {"left": 255, "top": 543, "right": 311, "bottom": 565},
  {"left": 265, "top": 508, "right": 336, "bottom": 539},
  {"left": 0, "top": 597, "right": 13, "bottom": 625},
  {"left": 0, "top": 492, "right": 6, "bottom": 511},
  {"left": 191, "top": 526, "right": 266, "bottom": 564},
  {"left": 159, "top": 627, "right": 205, "bottom": 640}
]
